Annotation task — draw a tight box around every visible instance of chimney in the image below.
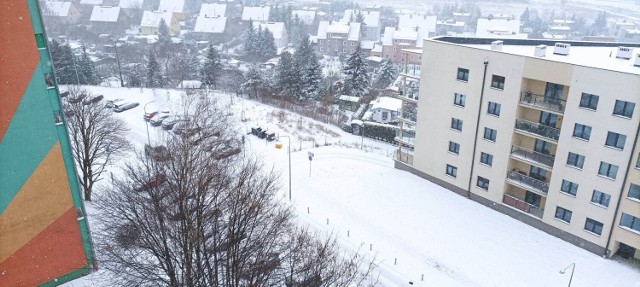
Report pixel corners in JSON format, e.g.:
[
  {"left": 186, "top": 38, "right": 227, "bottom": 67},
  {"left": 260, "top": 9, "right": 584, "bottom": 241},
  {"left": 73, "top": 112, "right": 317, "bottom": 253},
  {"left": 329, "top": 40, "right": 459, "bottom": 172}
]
[
  {"left": 616, "top": 46, "right": 633, "bottom": 60},
  {"left": 491, "top": 40, "right": 503, "bottom": 51},
  {"left": 534, "top": 45, "right": 546, "bottom": 57},
  {"left": 635, "top": 53, "right": 640, "bottom": 67},
  {"left": 553, "top": 43, "right": 570, "bottom": 56}
]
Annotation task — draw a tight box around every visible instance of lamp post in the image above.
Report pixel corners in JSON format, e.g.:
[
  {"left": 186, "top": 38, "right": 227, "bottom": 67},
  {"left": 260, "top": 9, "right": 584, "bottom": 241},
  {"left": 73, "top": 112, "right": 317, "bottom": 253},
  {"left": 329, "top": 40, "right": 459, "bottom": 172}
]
[
  {"left": 143, "top": 100, "right": 155, "bottom": 146},
  {"left": 279, "top": 135, "right": 292, "bottom": 201},
  {"left": 559, "top": 263, "right": 575, "bottom": 287}
]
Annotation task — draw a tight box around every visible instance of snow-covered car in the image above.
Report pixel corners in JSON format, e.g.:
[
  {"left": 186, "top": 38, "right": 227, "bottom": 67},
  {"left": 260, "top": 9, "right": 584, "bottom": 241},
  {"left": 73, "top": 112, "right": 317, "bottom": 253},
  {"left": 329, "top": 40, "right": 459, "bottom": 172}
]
[
  {"left": 82, "top": 94, "right": 104, "bottom": 105},
  {"left": 161, "top": 116, "right": 183, "bottom": 130},
  {"left": 113, "top": 102, "right": 139, "bottom": 112},
  {"left": 150, "top": 112, "right": 171, "bottom": 126},
  {"left": 106, "top": 98, "right": 125, "bottom": 108}
]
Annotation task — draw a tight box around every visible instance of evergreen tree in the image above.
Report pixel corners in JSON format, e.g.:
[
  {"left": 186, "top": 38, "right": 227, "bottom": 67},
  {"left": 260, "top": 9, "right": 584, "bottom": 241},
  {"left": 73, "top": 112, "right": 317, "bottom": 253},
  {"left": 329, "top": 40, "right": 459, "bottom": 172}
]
[
  {"left": 375, "top": 58, "right": 398, "bottom": 89},
  {"left": 301, "top": 56, "right": 324, "bottom": 100},
  {"left": 242, "top": 65, "right": 263, "bottom": 98},
  {"left": 406, "top": 80, "right": 419, "bottom": 99},
  {"left": 201, "top": 44, "right": 222, "bottom": 89},
  {"left": 78, "top": 45, "right": 99, "bottom": 85},
  {"left": 244, "top": 22, "right": 257, "bottom": 60},
  {"left": 146, "top": 50, "right": 163, "bottom": 88},
  {"left": 355, "top": 10, "right": 365, "bottom": 23},
  {"left": 276, "top": 51, "right": 300, "bottom": 98},
  {"left": 289, "top": 14, "right": 308, "bottom": 47},
  {"left": 50, "top": 41, "right": 79, "bottom": 85},
  {"left": 521, "top": 8, "right": 531, "bottom": 26},
  {"left": 261, "top": 28, "right": 277, "bottom": 60},
  {"left": 158, "top": 19, "right": 171, "bottom": 45},
  {"left": 342, "top": 44, "right": 369, "bottom": 98}
]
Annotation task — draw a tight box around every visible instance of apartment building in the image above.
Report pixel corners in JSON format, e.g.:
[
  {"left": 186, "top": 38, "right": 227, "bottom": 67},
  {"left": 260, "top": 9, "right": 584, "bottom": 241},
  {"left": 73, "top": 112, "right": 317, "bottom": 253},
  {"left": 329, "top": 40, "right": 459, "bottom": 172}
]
[
  {"left": 315, "top": 21, "right": 361, "bottom": 56},
  {"left": 395, "top": 36, "right": 640, "bottom": 258}
]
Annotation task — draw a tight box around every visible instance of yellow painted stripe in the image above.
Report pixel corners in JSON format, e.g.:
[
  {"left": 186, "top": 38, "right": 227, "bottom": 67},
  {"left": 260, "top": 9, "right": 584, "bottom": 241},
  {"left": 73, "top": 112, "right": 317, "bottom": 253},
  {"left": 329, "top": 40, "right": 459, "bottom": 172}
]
[{"left": 0, "top": 142, "right": 75, "bottom": 263}]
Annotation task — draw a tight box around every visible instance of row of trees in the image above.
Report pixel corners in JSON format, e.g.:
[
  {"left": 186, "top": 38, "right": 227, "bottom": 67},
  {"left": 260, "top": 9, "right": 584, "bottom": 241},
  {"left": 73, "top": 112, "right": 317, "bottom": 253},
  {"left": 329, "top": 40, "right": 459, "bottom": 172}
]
[
  {"left": 275, "top": 36, "right": 324, "bottom": 100},
  {"left": 49, "top": 40, "right": 99, "bottom": 85},
  {"left": 269, "top": 5, "right": 309, "bottom": 47}
]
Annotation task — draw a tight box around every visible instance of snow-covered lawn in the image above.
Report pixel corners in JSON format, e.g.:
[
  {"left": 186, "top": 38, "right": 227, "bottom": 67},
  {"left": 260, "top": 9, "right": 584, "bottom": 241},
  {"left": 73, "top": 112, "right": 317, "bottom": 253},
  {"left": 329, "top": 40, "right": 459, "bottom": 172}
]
[{"left": 61, "top": 86, "right": 639, "bottom": 286}]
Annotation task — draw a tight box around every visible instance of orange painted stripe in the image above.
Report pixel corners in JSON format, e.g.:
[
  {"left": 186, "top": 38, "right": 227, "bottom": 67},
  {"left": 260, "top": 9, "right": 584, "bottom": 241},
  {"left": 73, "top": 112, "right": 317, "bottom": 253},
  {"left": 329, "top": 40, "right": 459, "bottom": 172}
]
[
  {"left": 0, "top": 142, "right": 75, "bottom": 263},
  {"left": 0, "top": 208, "right": 88, "bottom": 287},
  {"left": 0, "top": 0, "right": 41, "bottom": 142}
]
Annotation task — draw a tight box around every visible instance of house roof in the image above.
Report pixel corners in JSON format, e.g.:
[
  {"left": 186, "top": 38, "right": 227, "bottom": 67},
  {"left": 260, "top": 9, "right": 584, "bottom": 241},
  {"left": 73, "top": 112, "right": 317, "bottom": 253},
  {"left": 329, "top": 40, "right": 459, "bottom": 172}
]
[
  {"left": 361, "top": 40, "right": 375, "bottom": 49},
  {"left": 398, "top": 14, "right": 437, "bottom": 32},
  {"left": 80, "top": 0, "right": 102, "bottom": 4},
  {"left": 42, "top": 1, "right": 72, "bottom": 17},
  {"left": 253, "top": 22, "right": 286, "bottom": 39},
  {"left": 118, "top": 0, "right": 143, "bottom": 9},
  {"left": 158, "top": 0, "right": 185, "bottom": 13},
  {"left": 90, "top": 6, "right": 120, "bottom": 22},
  {"left": 347, "top": 22, "right": 361, "bottom": 41},
  {"left": 292, "top": 9, "right": 316, "bottom": 25},
  {"left": 242, "top": 6, "right": 270, "bottom": 21},
  {"left": 476, "top": 18, "right": 522, "bottom": 38},
  {"left": 341, "top": 9, "right": 380, "bottom": 27},
  {"left": 199, "top": 3, "right": 226, "bottom": 17},
  {"left": 327, "top": 22, "right": 350, "bottom": 34},
  {"left": 316, "top": 21, "right": 329, "bottom": 39},
  {"left": 371, "top": 97, "right": 402, "bottom": 111},
  {"left": 194, "top": 15, "right": 227, "bottom": 33},
  {"left": 339, "top": 95, "right": 360, "bottom": 102},
  {"left": 141, "top": 11, "right": 173, "bottom": 27}
]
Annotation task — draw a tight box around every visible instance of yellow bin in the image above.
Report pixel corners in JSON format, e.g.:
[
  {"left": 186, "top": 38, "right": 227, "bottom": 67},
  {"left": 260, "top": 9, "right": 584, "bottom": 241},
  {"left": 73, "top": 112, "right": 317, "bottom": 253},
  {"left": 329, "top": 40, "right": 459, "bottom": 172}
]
[{"left": 275, "top": 143, "right": 283, "bottom": 149}]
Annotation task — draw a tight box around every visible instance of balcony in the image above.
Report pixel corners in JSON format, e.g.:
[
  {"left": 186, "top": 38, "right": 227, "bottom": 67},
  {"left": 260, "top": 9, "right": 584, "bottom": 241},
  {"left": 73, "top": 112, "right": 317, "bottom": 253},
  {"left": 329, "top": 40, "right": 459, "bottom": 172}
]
[
  {"left": 395, "top": 129, "right": 416, "bottom": 146},
  {"left": 506, "top": 170, "right": 549, "bottom": 194},
  {"left": 399, "top": 110, "right": 417, "bottom": 123},
  {"left": 510, "top": 145, "right": 555, "bottom": 170},
  {"left": 519, "top": 91, "right": 566, "bottom": 114},
  {"left": 503, "top": 194, "right": 544, "bottom": 219},
  {"left": 514, "top": 119, "right": 560, "bottom": 142}
]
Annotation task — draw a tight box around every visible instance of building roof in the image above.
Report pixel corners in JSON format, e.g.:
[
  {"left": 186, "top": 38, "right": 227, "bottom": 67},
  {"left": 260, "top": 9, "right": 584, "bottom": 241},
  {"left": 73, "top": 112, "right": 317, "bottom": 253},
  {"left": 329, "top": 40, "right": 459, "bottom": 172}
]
[
  {"left": 158, "top": 0, "right": 185, "bottom": 13},
  {"left": 339, "top": 95, "right": 360, "bottom": 102},
  {"left": 398, "top": 14, "right": 437, "bottom": 32},
  {"left": 476, "top": 18, "right": 523, "bottom": 38},
  {"left": 327, "top": 22, "right": 350, "bottom": 34},
  {"left": 199, "top": 3, "right": 226, "bottom": 17},
  {"left": 371, "top": 96, "right": 402, "bottom": 111},
  {"left": 194, "top": 15, "right": 226, "bottom": 33},
  {"left": 553, "top": 19, "right": 575, "bottom": 25},
  {"left": 341, "top": 9, "right": 380, "bottom": 27},
  {"left": 550, "top": 26, "right": 571, "bottom": 31},
  {"left": 42, "top": 1, "right": 72, "bottom": 17},
  {"left": 80, "top": 0, "right": 102, "bottom": 4},
  {"left": 292, "top": 9, "right": 316, "bottom": 25},
  {"left": 141, "top": 11, "right": 173, "bottom": 27},
  {"left": 316, "top": 21, "right": 329, "bottom": 39},
  {"left": 242, "top": 6, "right": 270, "bottom": 21},
  {"left": 348, "top": 22, "right": 361, "bottom": 41},
  {"left": 90, "top": 6, "right": 120, "bottom": 22},
  {"left": 437, "top": 20, "right": 465, "bottom": 27},
  {"left": 118, "top": 0, "right": 143, "bottom": 9},
  {"left": 253, "top": 22, "right": 286, "bottom": 39}
]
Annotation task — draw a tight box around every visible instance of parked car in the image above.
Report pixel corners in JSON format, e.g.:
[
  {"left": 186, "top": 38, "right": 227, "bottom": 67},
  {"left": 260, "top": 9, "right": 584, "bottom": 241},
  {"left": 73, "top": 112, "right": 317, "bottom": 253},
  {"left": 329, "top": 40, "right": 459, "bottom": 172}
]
[
  {"left": 82, "top": 94, "right": 104, "bottom": 105},
  {"left": 212, "top": 145, "right": 241, "bottom": 160},
  {"left": 133, "top": 174, "right": 167, "bottom": 192},
  {"left": 161, "top": 116, "right": 183, "bottom": 130},
  {"left": 67, "top": 93, "right": 86, "bottom": 104},
  {"left": 143, "top": 111, "right": 159, "bottom": 121},
  {"left": 106, "top": 98, "right": 124, "bottom": 108},
  {"left": 174, "top": 121, "right": 201, "bottom": 137},
  {"left": 59, "top": 91, "right": 70, "bottom": 98},
  {"left": 144, "top": 144, "right": 170, "bottom": 162},
  {"left": 150, "top": 113, "right": 171, "bottom": 126},
  {"left": 114, "top": 102, "right": 139, "bottom": 112}
]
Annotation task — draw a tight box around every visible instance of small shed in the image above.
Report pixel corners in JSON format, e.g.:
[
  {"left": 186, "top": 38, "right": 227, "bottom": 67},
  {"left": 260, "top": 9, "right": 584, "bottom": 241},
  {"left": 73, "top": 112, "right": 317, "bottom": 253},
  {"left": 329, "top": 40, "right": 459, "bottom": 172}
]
[
  {"left": 369, "top": 96, "right": 402, "bottom": 124},
  {"left": 338, "top": 95, "right": 360, "bottom": 112}
]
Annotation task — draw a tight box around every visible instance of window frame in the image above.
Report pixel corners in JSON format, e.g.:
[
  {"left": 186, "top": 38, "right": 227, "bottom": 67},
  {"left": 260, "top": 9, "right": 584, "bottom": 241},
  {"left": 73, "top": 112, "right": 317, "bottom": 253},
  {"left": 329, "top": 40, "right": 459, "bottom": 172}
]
[
  {"left": 628, "top": 183, "right": 640, "bottom": 201},
  {"left": 483, "top": 127, "right": 497, "bottom": 142},
  {"left": 453, "top": 93, "right": 466, "bottom": 107},
  {"left": 476, "top": 176, "right": 490, "bottom": 190},
  {"left": 451, "top": 118, "right": 463, "bottom": 131},
  {"left": 572, "top": 123, "right": 592, "bottom": 141},
  {"left": 480, "top": 152, "right": 493, "bottom": 166},
  {"left": 490, "top": 75, "right": 505, "bottom": 90},
  {"left": 620, "top": 213, "right": 640, "bottom": 233},
  {"left": 487, "top": 101, "right": 501, "bottom": 116},
  {"left": 584, "top": 218, "right": 604, "bottom": 235},
  {"left": 448, "top": 141, "right": 460, "bottom": 154},
  {"left": 456, "top": 68, "right": 469, "bottom": 82},
  {"left": 598, "top": 161, "right": 619, "bottom": 179},
  {"left": 566, "top": 152, "right": 585, "bottom": 169},
  {"left": 613, "top": 100, "right": 635, "bottom": 118},
  {"left": 591, "top": 190, "right": 611, "bottom": 207},
  {"left": 555, "top": 206, "right": 572, "bottom": 223},
  {"left": 579, "top": 93, "right": 599, "bottom": 110},
  {"left": 560, "top": 179, "right": 578, "bottom": 196},
  {"left": 605, "top": 131, "right": 626, "bottom": 150},
  {"left": 446, "top": 164, "right": 458, "bottom": 178}
]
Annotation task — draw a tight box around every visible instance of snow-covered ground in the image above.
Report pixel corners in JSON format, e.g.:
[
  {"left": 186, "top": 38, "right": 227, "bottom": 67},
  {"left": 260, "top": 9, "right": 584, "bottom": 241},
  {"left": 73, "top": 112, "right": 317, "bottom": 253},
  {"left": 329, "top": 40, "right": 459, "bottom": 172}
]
[{"left": 62, "top": 86, "right": 639, "bottom": 286}]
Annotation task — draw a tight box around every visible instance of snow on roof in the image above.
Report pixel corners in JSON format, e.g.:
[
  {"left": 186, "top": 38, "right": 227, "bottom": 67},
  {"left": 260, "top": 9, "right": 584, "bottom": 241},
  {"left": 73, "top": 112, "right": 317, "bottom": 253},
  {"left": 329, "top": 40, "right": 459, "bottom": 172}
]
[
  {"left": 348, "top": 22, "right": 361, "bottom": 41},
  {"left": 371, "top": 97, "right": 402, "bottom": 111},
  {"left": 194, "top": 15, "right": 226, "bottom": 33},
  {"left": 242, "top": 6, "right": 270, "bottom": 21},
  {"left": 437, "top": 20, "right": 465, "bottom": 27},
  {"left": 90, "top": 6, "right": 120, "bottom": 22},
  {"left": 316, "top": 21, "right": 329, "bottom": 39},
  {"left": 624, "top": 29, "right": 640, "bottom": 34},
  {"left": 199, "top": 3, "right": 226, "bottom": 18},
  {"left": 398, "top": 14, "right": 437, "bottom": 32},
  {"left": 371, "top": 43, "right": 382, "bottom": 53},
  {"left": 476, "top": 18, "right": 522, "bottom": 38},
  {"left": 361, "top": 40, "right": 375, "bottom": 50},
  {"left": 382, "top": 27, "right": 394, "bottom": 46},
  {"left": 42, "top": 1, "right": 72, "bottom": 17},
  {"left": 292, "top": 10, "right": 316, "bottom": 25},
  {"left": 339, "top": 95, "right": 360, "bottom": 102},
  {"left": 80, "top": 0, "right": 102, "bottom": 4},
  {"left": 118, "top": 0, "right": 142, "bottom": 9},
  {"left": 253, "top": 22, "right": 286, "bottom": 39},
  {"left": 553, "top": 19, "right": 575, "bottom": 24},
  {"left": 327, "top": 22, "right": 350, "bottom": 34},
  {"left": 394, "top": 28, "right": 418, "bottom": 40},
  {"left": 177, "top": 80, "right": 202, "bottom": 89},
  {"left": 366, "top": 55, "right": 383, "bottom": 63},
  {"left": 141, "top": 11, "right": 173, "bottom": 27},
  {"left": 341, "top": 9, "right": 380, "bottom": 27},
  {"left": 550, "top": 26, "right": 571, "bottom": 31},
  {"left": 158, "top": 0, "right": 185, "bottom": 13}
]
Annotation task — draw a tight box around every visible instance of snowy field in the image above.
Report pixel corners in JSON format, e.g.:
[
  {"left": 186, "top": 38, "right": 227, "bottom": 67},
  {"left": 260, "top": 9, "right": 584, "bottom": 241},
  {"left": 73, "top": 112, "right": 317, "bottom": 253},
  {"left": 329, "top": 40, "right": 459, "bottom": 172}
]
[{"left": 61, "top": 86, "right": 639, "bottom": 286}]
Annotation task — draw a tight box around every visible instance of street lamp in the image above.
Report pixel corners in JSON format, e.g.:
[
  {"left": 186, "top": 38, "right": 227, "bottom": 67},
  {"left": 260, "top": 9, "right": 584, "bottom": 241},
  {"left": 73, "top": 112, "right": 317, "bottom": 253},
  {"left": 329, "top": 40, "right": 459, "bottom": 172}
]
[
  {"left": 559, "top": 263, "right": 575, "bottom": 287},
  {"left": 143, "top": 100, "right": 155, "bottom": 146},
  {"left": 278, "top": 135, "right": 292, "bottom": 201}
]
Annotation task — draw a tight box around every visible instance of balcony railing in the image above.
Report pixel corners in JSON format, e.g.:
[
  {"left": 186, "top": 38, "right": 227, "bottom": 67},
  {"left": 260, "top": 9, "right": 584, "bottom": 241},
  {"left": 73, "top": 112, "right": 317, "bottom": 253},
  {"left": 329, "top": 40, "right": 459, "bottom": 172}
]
[
  {"left": 520, "top": 91, "right": 566, "bottom": 114},
  {"left": 395, "top": 129, "right": 416, "bottom": 145},
  {"left": 503, "top": 194, "right": 544, "bottom": 219},
  {"left": 506, "top": 170, "right": 549, "bottom": 194},
  {"left": 514, "top": 119, "right": 560, "bottom": 142},
  {"left": 510, "top": 145, "right": 555, "bottom": 169},
  {"left": 400, "top": 111, "right": 417, "bottom": 122},
  {"left": 396, "top": 149, "right": 414, "bottom": 166}
]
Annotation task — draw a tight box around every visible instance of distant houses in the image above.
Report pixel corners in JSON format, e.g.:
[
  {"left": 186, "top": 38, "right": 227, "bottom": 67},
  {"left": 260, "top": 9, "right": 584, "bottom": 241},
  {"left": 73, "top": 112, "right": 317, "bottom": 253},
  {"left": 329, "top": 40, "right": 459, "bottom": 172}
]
[
  {"left": 42, "top": 1, "right": 81, "bottom": 24},
  {"left": 90, "top": 6, "right": 122, "bottom": 33},
  {"left": 476, "top": 17, "right": 527, "bottom": 39},
  {"left": 193, "top": 3, "right": 227, "bottom": 36},
  {"left": 315, "top": 21, "right": 361, "bottom": 56},
  {"left": 140, "top": 11, "right": 180, "bottom": 36},
  {"left": 242, "top": 6, "right": 270, "bottom": 22}
]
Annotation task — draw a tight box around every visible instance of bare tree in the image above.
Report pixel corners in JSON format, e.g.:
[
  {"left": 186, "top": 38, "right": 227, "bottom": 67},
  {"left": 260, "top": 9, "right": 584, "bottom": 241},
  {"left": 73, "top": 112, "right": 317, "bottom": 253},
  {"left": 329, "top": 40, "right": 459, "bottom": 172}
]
[
  {"left": 64, "top": 87, "right": 129, "bottom": 201},
  {"left": 96, "top": 94, "right": 377, "bottom": 286}
]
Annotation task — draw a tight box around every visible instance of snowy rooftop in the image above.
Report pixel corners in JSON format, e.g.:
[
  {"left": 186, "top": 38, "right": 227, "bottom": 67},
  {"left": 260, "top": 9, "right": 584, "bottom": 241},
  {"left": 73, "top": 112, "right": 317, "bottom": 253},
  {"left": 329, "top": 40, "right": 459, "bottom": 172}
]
[
  {"left": 383, "top": 27, "right": 430, "bottom": 47},
  {"left": 476, "top": 18, "right": 522, "bottom": 38},
  {"left": 242, "top": 6, "right": 270, "bottom": 21},
  {"left": 42, "top": 1, "right": 72, "bottom": 17},
  {"left": 326, "top": 22, "right": 350, "bottom": 34},
  {"left": 371, "top": 96, "right": 402, "bottom": 111},
  {"left": 253, "top": 22, "right": 286, "bottom": 39},
  {"left": 382, "top": 27, "right": 394, "bottom": 46},
  {"left": 118, "top": 0, "right": 142, "bottom": 9},
  {"left": 339, "top": 95, "right": 360, "bottom": 102},
  {"left": 553, "top": 19, "right": 575, "bottom": 24},
  {"left": 90, "top": 6, "right": 120, "bottom": 22},
  {"left": 341, "top": 9, "right": 380, "bottom": 27},
  {"left": 292, "top": 10, "right": 316, "bottom": 25},
  {"left": 398, "top": 14, "right": 437, "bottom": 31},
  {"left": 360, "top": 40, "right": 375, "bottom": 50},
  {"left": 316, "top": 21, "right": 328, "bottom": 39},
  {"left": 437, "top": 20, "right": 465, "bottom": 27},
  {"left": 80, "top": 0, "right": 102, "bottom": 4},
  {"left": 158, "top": 0, "right": 185, "bottom": 13},
  {"left": 199, "top": 3, "right": 226, "bottom": 18},
  {"left": 194, "top": 15, "right": 226, "bottom": 33},
  {"left": 550, "top": 26, "right": 571, "bottom": 31},
  {"left": 347, "top": 22, "right": 361, "bottom": 41},
  {"left": 141, "top": 11, "right": 173, "bottom": 27}
]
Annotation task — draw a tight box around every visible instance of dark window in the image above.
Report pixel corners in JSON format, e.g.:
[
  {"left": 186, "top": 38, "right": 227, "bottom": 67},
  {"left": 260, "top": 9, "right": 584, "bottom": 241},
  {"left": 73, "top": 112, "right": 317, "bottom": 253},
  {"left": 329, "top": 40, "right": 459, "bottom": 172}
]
[
  {"left": 539, "top": 111, "right": 558, "bottom": 128},
  {"left": 561, "top": 180, "right": 578, "bottom": 196},
  {"left": 591, "top": 190, "right": 611, "bottom": 207},
  {"left": 446, "top": 164, "right": 457, "bottom": 177},
  {"left": 579, "top": 93, "right": 599, "bottom": 110},
  {"left": 480, "top": 152, "right": 493, "bottom": 166},
  {"left": 534, "top": 139, "right": 552, "bottom": 155},
  {"left": 491, "top": 75, "right": 505, "bottom": 90},
  {"left": 555, "top": 206, "right": 572, "bottom": 223},
  {"left": 530, "top": 166, "right": 547, "bottom": 181},
  {"left": 457, "top": 68, "right": 469, "bottom": 81},
  {"left": 629, "top": 183, "right": 640, "bottom": 200},
  {"left": 544, "top": 82, "right": 564, "bottom": 102},
  {"left": 453, "top": 93, "right": 466, "bottom": 107},
  {"left": 613, "top": 100, "right": 635, "bottom": 118},
  {"left": 605, "top": 132, "right": 626, "bottom": 150},
  {"left": 572, "top": 124, "right": 592, "bottom": 140},
  {"left": 448, "top": 141, "right": 460, "bottom": 154},
  {"left": 487, "top": 102, "right": 501, "bottom": 116},
  {"left": 584, "top": 218, "right": 603, "bottom": 235},
  {"left": 566, "top": 152, "right": 585, "bottom": 169},
  {"left": 451, "top": 118, "right": 463, "bottom": 131},
  {"left": 476, "top": 176, "right": 490, "bottom": 190},
  {"left": 483, "top": 127, "right": 497, "bottom": 142},
  {"left": 598, "top": 162, "right": 619, "bottom": 179},
  {"left": 620, "top": 213, "right": 640, "bottom": 232},
  {"left": 525, "top": 191, "right": 541, "bottom": 207}
]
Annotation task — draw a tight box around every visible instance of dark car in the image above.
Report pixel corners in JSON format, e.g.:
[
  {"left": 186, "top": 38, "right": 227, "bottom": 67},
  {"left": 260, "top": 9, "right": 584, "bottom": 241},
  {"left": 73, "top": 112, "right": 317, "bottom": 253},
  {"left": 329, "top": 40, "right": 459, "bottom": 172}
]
[
  {"left": 82, "top": 94, "right": 104, "bottom": 105},
  {"left": 144, "top": 144, "right": 170, "bottom": 162},
  {"left": 114, "top": 102, "right": 139, "bottom": 112},
  {"left": 161, "top": 116, "right": 182, "bottom": 130},
  {"left": 67, "top": 93, "right": 86, "bottom": 104},
  {"left": 150, "top": 113, "right": 171, "bottom": 126},
  {"left": 134, "top": 174, "right": 167, "bottom": 192}
]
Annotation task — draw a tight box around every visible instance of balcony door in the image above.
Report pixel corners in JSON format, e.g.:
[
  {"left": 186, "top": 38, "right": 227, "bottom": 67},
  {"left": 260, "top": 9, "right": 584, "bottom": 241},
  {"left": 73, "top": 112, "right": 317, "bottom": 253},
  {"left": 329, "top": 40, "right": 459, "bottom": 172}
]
[
  {"left": 529, "top": 166, "right": 547, "bottom": 181},
  {"left": 525, "top": 191, "right": 541, "bottom": 207},
  {"left": 544, "top": 82, "right": 564, "bottom": 103},
  {"left": 539, "top": 111, "right": 558, "bottom": 128},
  {"left": 534, "top": 139, "right": 552, "bottom": 155}
]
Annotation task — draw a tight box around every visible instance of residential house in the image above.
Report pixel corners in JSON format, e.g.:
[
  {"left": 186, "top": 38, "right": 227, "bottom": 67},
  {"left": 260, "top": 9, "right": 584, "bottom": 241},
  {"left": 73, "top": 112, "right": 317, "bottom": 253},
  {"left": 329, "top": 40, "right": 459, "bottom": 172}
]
[
  {"left": 193, "top": 3, "right": 227, "bottom": 36},
  {"left": 611, "top": 20, "right": 636, "bottom": 37},
  {"left": 253, "top": 22, "right": 288, "bottom": 49},
  {"left": 315, "top": 21, "right": 361, "bottom": 56},
  {"left": 341, "top": 9, "right": 381, "bottom": 41},
  {"left": 140, "top": 11, "right": 180, "bottom": 35},
  {"left": 118, "top": 0, "right": 144, "bottom": 9},
  {"left": 375, "top": 27, "right": 426, "bottom": 65},
  {"left": 369, "top": 96, "right": 402, "bottom": 124},
  {"left": 620, "top": 28, "right": 640, "bottom": 43},
  {"left": 158, "top": 0, "right": 190, "bottom": 20},
  {"left": 398, "top": 13, "right": 437, "bottom": 38},
  {"left": 41, "top": 1, "right": 81, "bottom": 24},
  {"left": 436, "top": 19, "right": 466, "bottom": 35},
  {"left": 476, "top": 17, "right": 527, "bottom": 39},
  {"left": 338, "top": 95, "right": 360, "bottom": 112},
  {"left": 90, "top": 6, "right": 122, "bottom": 33},
  {"left": 242, "top": 6, "right": 270, "bottom": 22},
  {"left": 292, "top": 9, "right": 318, "bottom": 34}
]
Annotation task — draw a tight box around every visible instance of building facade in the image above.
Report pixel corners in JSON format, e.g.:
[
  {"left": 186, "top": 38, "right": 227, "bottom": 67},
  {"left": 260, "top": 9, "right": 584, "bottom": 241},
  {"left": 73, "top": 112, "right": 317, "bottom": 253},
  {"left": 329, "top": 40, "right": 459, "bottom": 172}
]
[
  {"left": 395, "top": 37, "right": 640, "bottom": 258},
  {"left": 315, "top": 21, "right": 361, "bottom": 56}
]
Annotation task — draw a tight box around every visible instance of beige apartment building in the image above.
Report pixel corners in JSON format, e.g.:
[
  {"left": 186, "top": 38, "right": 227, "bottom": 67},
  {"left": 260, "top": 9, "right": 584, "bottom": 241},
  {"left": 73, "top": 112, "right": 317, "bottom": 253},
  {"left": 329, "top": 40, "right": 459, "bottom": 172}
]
[{"left": 395, "top": 37, "right": 640, "bottom": 259}]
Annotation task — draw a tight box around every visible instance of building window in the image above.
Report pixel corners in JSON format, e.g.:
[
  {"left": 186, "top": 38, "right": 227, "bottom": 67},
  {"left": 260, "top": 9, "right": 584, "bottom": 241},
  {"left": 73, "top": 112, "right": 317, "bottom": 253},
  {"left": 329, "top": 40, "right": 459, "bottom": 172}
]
[
  {"left": 448, "top": 141, "right": 460, "bottom": 154},
  {"left": 453, "top": 93, "right": 465, "bottom": 107},
  {"left": 566, "top": 152, "right": 585, "bottom": 169},
  {"left": 629, "top": 183, "right": 640, "bottom": 200},
  {"left": 613, "top": 100, "right": 635, "bottom": 118},
  {"left": 620, "top": 213, "right": 640, "bottom": 233},
  {"left": 487, "top": 102, "right": 501, "bottom": 116},
  {"left": 560, "top": 179, "right": 578, "bottom": 196},
  {"left": 456, "top": 68, "right": 469, "bottom": 81},
  {"left": 605, "top": 132, "right": 626, "bottom": 150},
  {"left": 451, "top": 118, "right": 463, "bottom": 131},
  {"left": 480, "top": 152, "right": 493, "bottom": 166},
  {"left": 598, "top": 161, "right": 619, "bottom": 179},
  {"left": 555, "top": 206, "right": 572, "bottom": 223},
  {"left": 490, "top": 75, "right": 505, "bottom": 90},
  {"left": 343, "top": 41, "right": 347, "bottom": 45},
  {"left": 572, "top": 123, "right": 592, "bottom": 141},
  {"left": 579, "top": 93, "right": 599, "bottom": 110},
  {"left": 591, "top": 190, "right": 611, "bottom": 207},
  {"left": 483, "top": 127, "right": 497, "bottom": 142},
  {"left": 446, "top": 164, "right": 457, "bottom": 178},
  {"left": 476, "top": 176, "right": 490, "bottom": 190},
  {"left": 584, "top": 218, "right": 604, "bottom": 235}
]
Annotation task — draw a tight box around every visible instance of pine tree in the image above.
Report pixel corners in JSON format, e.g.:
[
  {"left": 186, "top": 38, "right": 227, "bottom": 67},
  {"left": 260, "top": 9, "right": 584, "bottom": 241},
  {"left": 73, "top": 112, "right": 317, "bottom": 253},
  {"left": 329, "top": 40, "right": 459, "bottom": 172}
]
[
  {"left": 355, "top": 10, "right": 365, "bottom": 23},
  {"left": 276, "top": 51, "right": 300, "bottom": 98},
  {"left": 261, "top": 28, "right": 277, "bottom": 60},
  {"left": 201, "top": 44, "right": 222, "bottom": 89},
  {"left": 244, "top": 23, "right": 257, "bottom": 60},
  {"left": 146, "top": 50, "right": 163, "bottom": 88},
  {"left": 158, "top": 18, "right": 171, "bottom": 45},
  {"left": 78, "top": 45, "right": 99, "bottom": 85},
  {"left": 294, "top": 36, "right": 324, "bottom": 100},
  {"left": 242, "top": 65, "right": 263, "bottom": 98},
  {"left": 342, "top": 43, "right": 369, "bottom": 97},
  {"left": 50, "top": 41, "right": 79, "bottom": 85},
  {"left": 289, "top": 14, "right": 308, "bottom": 47},
  {"left": 375, "top": 58, "right": 398, "bottom": 89}
]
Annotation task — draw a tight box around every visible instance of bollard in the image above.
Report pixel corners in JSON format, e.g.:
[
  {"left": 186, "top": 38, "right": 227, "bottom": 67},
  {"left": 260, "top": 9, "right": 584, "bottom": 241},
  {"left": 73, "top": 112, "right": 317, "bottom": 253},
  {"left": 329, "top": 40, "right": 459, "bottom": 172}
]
[
  {"left": 307, "top": 207, "right": 309, "bottom": 214},
  {"left": 347, "top": 230, "right": 350, "bottom": 237},
  {"left": 326, "top": 218, "right": 329, "bottom": 225},
  {"left": 369, "top": 244, "right": 372, "bottom": 251},
  {"left": 394, "top": 258, "right": 397, "bottom": 265},
  {"left": 421, "top": 274, "right": 424, "bottom": 281}
]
